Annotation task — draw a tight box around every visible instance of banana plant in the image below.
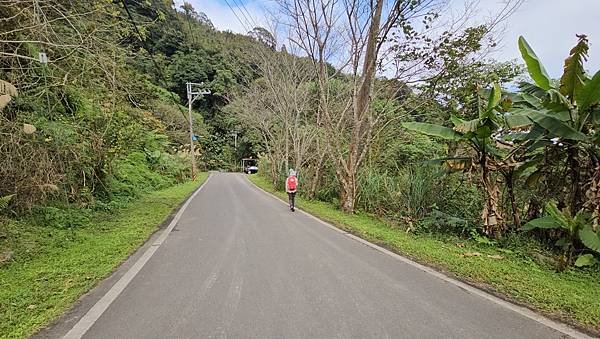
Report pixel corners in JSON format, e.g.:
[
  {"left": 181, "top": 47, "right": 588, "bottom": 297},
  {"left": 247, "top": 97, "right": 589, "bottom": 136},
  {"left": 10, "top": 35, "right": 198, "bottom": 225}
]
[
  {"left": 577, "top": 226, "right": 600, "bottom": 266},
  {"left": 504, "top": 35, "right": 600, "bottom": 217},
  {"left": 523, "top": 200, "right": 600, "bottom": 268},
  {"left": 403, "top": 83, "right": 516, "bottom": 237}
]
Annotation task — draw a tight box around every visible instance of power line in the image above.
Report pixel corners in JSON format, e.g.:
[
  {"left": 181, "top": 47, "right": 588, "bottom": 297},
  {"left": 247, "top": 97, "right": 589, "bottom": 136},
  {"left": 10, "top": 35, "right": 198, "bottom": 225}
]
[
  {"left": 232, "top": 0, "right": 260, "bottom": 30},
  {"left": 222, "top": 0, "right": 252, "bottom": 33},
  {"left": 120, "top": 0, "right": 188, "bottom": 122},
  {"left": 221, "top": 0, "right": 276, "bottom": 73}
]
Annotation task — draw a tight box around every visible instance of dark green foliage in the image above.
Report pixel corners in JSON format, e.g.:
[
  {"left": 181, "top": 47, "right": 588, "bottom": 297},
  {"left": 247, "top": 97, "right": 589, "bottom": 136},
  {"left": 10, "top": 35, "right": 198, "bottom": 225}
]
[
  {"left": 32, "top": 206, "right": 91, "bottom": 230},
  {"left": 167, "top": 50, "right": 214, "bottom": 98},
  {"left": 0, "top": 0, "right": 269, "bottom": 214},
  {"left": 417, "top": 210, "right": 473, "bottom": 236},
  {"left": 109, "top": 152, "right": 177, "bottom": 197}
]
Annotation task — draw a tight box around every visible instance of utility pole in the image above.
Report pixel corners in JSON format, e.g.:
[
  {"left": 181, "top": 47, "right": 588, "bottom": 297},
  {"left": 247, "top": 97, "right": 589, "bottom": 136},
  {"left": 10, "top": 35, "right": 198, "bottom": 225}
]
[
  {"left": 231, "top": 131, "right": 239, "bottom": 173},
  {"left": 232, "top": 131, "right": 238, "bottom": 148},
  {"left": 187, "top": 82, "right": 210, "bottom": 180}
]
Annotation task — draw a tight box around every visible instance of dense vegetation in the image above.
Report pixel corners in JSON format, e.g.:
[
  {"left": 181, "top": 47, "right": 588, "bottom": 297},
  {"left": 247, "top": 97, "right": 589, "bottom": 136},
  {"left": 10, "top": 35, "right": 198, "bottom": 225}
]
[
  {"left": 0, "top": 0, "right": 599, "bottom": 336},
  {"left": 1, "top": 1, "right": 251, "bottom": 336},
  {"left": 0, "top": 1, "right": 261, "bottom": 251}
]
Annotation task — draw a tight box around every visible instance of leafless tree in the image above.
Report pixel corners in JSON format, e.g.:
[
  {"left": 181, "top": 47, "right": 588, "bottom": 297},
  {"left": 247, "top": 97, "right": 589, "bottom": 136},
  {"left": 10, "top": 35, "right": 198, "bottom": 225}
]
[
  {"left": 276, "top": 0, "right": 443, "bottom": 212},
  {"left": 231, "top": 47, "right": 318, "bottom": 186}
]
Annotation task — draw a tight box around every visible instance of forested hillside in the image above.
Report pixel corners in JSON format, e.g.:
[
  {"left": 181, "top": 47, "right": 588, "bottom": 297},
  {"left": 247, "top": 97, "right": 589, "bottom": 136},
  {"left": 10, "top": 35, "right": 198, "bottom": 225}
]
[{"left": 0, "top": 1, "right": 268, "bottom": 213}]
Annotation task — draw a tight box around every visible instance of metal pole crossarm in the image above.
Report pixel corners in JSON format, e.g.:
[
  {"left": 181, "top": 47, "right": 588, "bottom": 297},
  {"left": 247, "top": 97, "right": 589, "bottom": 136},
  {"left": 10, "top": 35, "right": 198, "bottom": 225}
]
[{"left": 185, "top": 82, "right": 211, "bottom": 180}]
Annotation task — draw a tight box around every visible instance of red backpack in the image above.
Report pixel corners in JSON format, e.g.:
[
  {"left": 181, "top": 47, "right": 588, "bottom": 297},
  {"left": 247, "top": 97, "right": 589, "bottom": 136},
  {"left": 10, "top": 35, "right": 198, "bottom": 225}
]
[{"left": 287, "top": 176, "right": 297, "bottom": 190}]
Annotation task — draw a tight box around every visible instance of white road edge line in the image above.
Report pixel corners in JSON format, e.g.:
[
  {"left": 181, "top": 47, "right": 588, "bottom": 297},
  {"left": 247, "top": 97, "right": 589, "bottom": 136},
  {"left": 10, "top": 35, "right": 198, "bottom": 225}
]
[
  {"left": 246, "top": 175, "right": 594, "bottom": 339},
  {"left": 63, "top": 175, "right": 212, "bottom": 339}
]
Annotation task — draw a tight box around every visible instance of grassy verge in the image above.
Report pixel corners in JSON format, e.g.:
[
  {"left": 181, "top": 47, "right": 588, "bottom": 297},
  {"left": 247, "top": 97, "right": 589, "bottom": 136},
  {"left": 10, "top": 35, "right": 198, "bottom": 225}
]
[
  {"left": 0, "top": 173, "right": 208, "bottom": 339},
  {"left": 249, "top": 174, "right": 600, "bottom": 335}
]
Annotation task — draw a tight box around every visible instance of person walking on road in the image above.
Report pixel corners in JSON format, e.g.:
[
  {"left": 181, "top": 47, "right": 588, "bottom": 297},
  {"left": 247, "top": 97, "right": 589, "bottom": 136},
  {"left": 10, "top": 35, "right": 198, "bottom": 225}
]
[{"left": 285, "top": 169, "right": 298, "bottom": 212}]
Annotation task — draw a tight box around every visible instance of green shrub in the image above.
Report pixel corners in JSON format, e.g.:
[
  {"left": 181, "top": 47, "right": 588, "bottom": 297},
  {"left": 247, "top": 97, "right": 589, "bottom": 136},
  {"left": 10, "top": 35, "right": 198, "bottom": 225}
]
[
  {"left": 414, "top": 171, "right": 483, "bottom": 235},
  {"left": 90, "top": 198, "right": 129, "bottom": 212},
  {"left": 435, "top": 172, "right": 482, "bottom": 223},
  {"left": 145, "top": 149, "right": 189, "bottom": 181},
  {"left": 356, "top": 163, "right": 484, "bottom": 236},
  {"left": 357, "top": 168, "right": 401, "bottom": 215},
  {"left": 32, "top": 206, "right": 91, "bottom": 229},
  {"left": 312, "top": 164, "right": 339, "bottom": 204},
  {"left": 417, "top": 209, "right": 474, "bottom": 236},
  {"left": 109, "top": 152, "right": 168, "bottom": 197},
  {"left": 397, "top": 163, "right": 442, "bottom": 221},
  {"left": 358, "top": 163, "right": 443, "bottom": 223}
]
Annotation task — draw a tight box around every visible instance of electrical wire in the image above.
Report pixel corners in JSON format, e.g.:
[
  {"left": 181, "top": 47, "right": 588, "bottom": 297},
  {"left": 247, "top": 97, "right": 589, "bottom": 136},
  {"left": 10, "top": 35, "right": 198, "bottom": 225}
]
[
  {"left": 222, "top": 0, "right": 252, "bottom": 33},
  {"left": 232, "top": 0, "right": 259, "bottom": 31}
]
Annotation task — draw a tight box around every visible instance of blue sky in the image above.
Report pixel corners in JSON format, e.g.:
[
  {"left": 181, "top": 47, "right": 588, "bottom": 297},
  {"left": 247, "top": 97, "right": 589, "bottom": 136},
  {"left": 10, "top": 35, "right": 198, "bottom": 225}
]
[{"left": 178, "top": 0, "right": 600, "bottom": 78}]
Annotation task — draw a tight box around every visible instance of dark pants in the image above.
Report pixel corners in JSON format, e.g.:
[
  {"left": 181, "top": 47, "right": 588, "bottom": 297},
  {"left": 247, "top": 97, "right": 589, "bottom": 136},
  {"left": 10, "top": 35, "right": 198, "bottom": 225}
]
[{"left": 288, "top": 192, "right": 296, "bottom": 209}]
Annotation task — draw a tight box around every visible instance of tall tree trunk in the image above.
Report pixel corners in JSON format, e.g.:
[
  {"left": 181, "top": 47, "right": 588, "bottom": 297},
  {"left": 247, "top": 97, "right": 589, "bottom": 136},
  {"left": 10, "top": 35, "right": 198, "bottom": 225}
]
[
  {"left": 339, "top": 169, "right": 357, "bottom": 213},
  {"left": 338, "top": 0, "right": 384, "bottom": 213}
]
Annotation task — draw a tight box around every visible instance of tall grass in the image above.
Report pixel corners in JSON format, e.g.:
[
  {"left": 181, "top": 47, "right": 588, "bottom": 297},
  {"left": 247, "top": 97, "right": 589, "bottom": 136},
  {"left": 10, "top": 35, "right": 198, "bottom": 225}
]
[
  {"left": 398, "top": 163, "right": 441, "bottom": 221},
  {"left": 358, "top": 164, "right": 441, "bottom": 222}
]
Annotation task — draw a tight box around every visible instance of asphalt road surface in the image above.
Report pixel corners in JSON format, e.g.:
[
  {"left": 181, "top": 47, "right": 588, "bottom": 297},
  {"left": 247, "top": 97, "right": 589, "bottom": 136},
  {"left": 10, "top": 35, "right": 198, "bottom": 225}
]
[{"left": 52, "top": 173, "right": 583, "bottom": 338}]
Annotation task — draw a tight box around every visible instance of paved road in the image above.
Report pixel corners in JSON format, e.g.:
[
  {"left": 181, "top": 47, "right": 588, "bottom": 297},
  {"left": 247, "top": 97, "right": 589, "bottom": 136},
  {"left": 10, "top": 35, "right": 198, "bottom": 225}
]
[{"left": 58, "top": 173, "right": 577, "bottom": 338}]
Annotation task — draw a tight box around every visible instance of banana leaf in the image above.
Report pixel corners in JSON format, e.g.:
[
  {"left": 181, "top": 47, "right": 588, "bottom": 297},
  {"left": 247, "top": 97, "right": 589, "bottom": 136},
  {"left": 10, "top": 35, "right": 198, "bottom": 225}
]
[
  {"left": 560, "top": 35, "right": 588, "bottom": 99},
  {"left": 579, "top": 226, "right": 600, "bottom": 253},
  {"left": 575, "top": 254, "right": 598, "bottom": 267},
  {"left": 519, "top": 37, "right": 551, "bottom": 90},
  {"left": 577, "top": 70, "right": 600, "bottom": 111},
  {"left": 523, "top": 216, "right": 559, "bottom": 231},
  {"left": 526, "top": 111, "right": 588, "bottom": 141},
  {"left": 487, "top": 82, "right": 502, "bottom": 111},
  {"left": 454, "top": 118, "right": 480, "bottom": 133},
  {"left": 402, "top": 122, "right": 462, "bottom": 140}
]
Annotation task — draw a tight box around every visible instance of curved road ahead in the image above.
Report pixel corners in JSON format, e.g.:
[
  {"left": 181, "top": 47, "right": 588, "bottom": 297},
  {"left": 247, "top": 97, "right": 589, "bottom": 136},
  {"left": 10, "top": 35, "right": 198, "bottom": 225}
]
[{"left": 46, "top": 173, "right": 583, "bottom": 338}]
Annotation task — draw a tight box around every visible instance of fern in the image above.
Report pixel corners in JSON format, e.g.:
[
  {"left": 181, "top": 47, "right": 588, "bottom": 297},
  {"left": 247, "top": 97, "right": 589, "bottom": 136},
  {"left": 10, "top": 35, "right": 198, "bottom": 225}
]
[{"left": 0, "top": 195, "right": 14, "bottom": 210}]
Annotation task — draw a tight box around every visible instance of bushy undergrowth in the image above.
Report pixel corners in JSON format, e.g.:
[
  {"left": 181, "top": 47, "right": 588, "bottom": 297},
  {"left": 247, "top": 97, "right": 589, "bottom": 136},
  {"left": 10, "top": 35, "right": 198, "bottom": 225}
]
[
  {"left": 357, "top": 164, "right": 483, "bottom": 235},
  {"left": 109, "top": 151, "right": 185, "bottom": 198},
  {"left": 359, "top": 164, "right": 440, "bottom": 219},
  {"left": 0, "top": 86, "right": 194, "bottom": 216}
]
